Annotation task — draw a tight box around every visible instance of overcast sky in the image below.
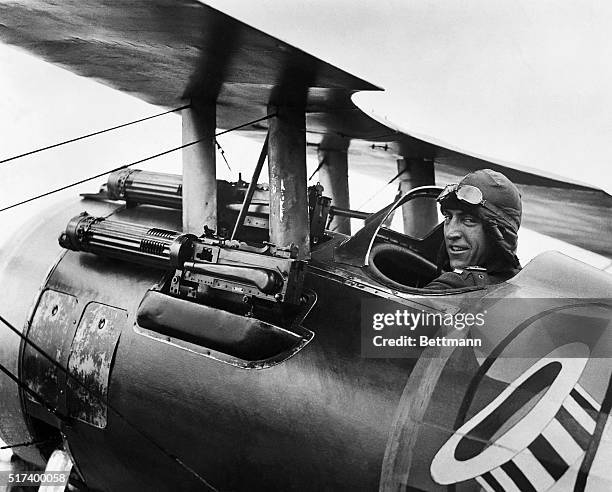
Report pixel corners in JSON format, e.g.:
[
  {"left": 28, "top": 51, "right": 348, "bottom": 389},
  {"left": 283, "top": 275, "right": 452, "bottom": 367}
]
[{"left": 206, "top": 0, "right": 612, "bottom": 192}]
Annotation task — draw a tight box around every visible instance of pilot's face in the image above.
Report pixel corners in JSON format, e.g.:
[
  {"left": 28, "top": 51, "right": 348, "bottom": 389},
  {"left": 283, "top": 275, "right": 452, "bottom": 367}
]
[{"left": 443, "top": 208, "right": 489, "bottom": 269}]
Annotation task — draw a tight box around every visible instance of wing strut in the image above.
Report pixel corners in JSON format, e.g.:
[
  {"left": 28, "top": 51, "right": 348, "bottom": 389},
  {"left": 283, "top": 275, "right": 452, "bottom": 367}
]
[
  {"left": 268, "top": 105, "right": 310, "bottom": 260},
  {"left": 396, "top": 157, "right": 438, "bottom": 237},
  {"left": 182, "top": 102, "right": 217, "bottom": 235},
  {"left": 317, "top": 136, "right": 351, "bottom": 235}
]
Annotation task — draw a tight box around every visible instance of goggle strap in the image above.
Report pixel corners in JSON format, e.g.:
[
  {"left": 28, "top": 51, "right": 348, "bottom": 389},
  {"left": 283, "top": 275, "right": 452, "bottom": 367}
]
[{"left": 438, "top": 185, "right": 515, "bottom": 229}]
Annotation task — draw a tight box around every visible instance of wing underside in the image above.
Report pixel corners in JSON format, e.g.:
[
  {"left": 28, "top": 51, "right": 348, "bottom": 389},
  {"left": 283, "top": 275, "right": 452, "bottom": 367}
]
[{"left": 1, "top": 0, "right": 610, "bottom": 256}]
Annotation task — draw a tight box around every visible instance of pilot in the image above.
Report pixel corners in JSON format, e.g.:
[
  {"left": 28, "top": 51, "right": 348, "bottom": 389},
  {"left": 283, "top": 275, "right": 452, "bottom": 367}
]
[{"left": 424, "top": 169, "right": 522, "bottom": 290}]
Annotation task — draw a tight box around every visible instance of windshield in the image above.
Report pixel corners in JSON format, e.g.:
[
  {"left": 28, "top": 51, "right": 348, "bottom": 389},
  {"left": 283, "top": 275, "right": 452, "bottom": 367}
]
[{"left": 334, "top": 186, "right": 443, "bottom": 267}]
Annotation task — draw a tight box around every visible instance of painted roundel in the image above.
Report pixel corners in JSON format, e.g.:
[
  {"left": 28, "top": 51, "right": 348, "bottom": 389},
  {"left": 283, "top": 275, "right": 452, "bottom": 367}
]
[
  {"left": 425, "top": 301, "right": 612, "bottom": 492},
  {"left": 431, "top": 343, "right": 596, "bottom": 489}
]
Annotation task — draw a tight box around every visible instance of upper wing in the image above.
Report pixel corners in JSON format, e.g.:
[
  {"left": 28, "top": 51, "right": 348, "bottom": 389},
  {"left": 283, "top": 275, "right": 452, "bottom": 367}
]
[
  {"left": 0, "top": 0, "right": 385, "bottom": 139},
  {"left": 1, "top": 0, "right": 610, "bottom": 256}
]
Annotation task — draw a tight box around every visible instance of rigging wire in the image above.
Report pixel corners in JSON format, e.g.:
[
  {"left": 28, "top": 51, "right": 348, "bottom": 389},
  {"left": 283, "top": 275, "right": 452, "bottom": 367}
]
[
  {"left": 214, "top": 139, "right": 232, "bottom": 174},
  {"left": 0, "top": 113, "right": 277, "bottom": 214},
  {"left": 0, "top": 351, "right": 69, "bottom": 424},
  {"left": 308, "top": 156, "right": 326, "bottom": 182},
  {"left": 0, "top": 114, "right": 282, "bottom": 489},
  {"left": 0, "top": 104, "right": 191, "bottom": 165},
  {"left": 329, "top": 167, "right": 407, "bottom": 231},
  {"left": 1, "top": 438, "right": 54, "bottom": 450},
  {"left": 355, "top": 167, "right": 407, "bottom": 211},
  {"left": 0, "top": 313, "right": 218, "bottom": 491}
]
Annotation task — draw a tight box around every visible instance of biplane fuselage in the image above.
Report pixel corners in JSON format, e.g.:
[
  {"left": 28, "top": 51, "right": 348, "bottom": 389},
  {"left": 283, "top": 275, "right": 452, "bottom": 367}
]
[
  {"left": 0, "top": 187, "right": 610, "bottom": 491},
  {"left": 0, "top": 2, "right": 610, "bottom": 491}
]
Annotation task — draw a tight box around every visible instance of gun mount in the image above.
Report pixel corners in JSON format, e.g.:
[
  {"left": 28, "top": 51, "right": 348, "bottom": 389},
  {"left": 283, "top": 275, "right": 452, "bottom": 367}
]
[{"left": 59, "top": 212, "right": 305, "bottom": 305}]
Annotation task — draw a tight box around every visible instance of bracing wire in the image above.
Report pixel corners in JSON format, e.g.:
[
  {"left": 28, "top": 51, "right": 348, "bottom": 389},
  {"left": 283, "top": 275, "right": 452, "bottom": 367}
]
[
  {"left": 0, "top": 438, "right": 53, "bottom": 450},
  {"left": 0, "top": 113, "right": 277, "bottom": 214},
  {"left": 330, "top": 167, "right": 407, "bottom": 230},
  {"left": 214, "top": 139, "right": 232, "bottom": 174},
  {"left": 308, "top": 156, "right": 326, "bottom": 182},
  {"left": 355, "top": 167, "right": 407, "bottom": 211},
  {"left": 0, "top": 105, "right": 191, "bottom": 166},
  {"left": 0, "top": 313, "right": 218, "bottom": 490},
  {"left": 0, "top": 355, "right": 69, "bottom": 423}
]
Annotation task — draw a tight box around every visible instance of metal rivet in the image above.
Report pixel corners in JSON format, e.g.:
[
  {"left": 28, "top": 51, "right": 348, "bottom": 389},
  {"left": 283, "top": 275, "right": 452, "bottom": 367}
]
[{"left": 98, "top": 318, "right": 106, "bottom": 329}]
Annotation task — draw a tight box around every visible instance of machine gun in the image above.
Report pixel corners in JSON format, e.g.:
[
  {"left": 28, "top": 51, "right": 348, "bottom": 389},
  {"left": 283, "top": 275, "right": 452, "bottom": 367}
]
[
  {"left": 99, "top": 169, "right": 332, "bottom": 245},
  {"left": 59, "top": 212, "right": 305, "bottom": 306}
]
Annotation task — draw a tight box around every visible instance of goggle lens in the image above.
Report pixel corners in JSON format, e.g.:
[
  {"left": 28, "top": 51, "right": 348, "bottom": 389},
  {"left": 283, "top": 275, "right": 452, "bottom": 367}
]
[
  {"left": 437, "top": 182, "right": 514, "bottom": 228},
  {"left": 455, "top": 185, "right": 484, "bottom": 205},
  {"left": 437, "top": 184, "right": 484, "bottom": 205}
]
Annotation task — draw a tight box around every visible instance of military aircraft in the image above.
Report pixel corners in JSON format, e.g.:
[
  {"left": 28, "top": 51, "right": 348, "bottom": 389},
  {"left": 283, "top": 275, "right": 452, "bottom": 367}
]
[{"left": 0, "top": 1, "right": 611, "bottom": 491}]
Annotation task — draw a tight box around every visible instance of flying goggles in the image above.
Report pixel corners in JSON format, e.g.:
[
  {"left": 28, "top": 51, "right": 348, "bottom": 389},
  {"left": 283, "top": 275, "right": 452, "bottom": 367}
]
[{"left": 437, "top": 183, "right": 515, "bottom": 228}]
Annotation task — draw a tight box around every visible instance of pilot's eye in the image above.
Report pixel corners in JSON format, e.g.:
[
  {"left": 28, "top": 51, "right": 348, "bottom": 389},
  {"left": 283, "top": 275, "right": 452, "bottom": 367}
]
[{"left": 463, "top": 215, "right": 478, "bottom": 225}]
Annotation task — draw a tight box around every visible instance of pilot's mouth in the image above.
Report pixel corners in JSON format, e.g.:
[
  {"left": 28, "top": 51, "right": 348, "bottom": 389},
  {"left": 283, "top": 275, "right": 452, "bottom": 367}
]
[{"left": 448, "top": 245, "right": 469, "bottom": 253}]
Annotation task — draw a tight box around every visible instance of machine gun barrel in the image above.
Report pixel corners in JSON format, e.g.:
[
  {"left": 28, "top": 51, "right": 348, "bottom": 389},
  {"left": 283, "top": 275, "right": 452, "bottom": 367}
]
[
  {"left": 107, "top": 169, "right": 182, "bottom": 208},
  {"left": 103, "top": 170, "right": 330, "bottom": 245},
  {"left": 58, "top": 212, "right": 196, "bottom": 269}
]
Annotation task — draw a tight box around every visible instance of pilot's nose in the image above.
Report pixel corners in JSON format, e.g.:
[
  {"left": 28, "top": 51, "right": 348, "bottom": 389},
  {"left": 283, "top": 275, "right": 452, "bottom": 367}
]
[{"left": 445, "top": 217, "right": 462, "bottom": 240}]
